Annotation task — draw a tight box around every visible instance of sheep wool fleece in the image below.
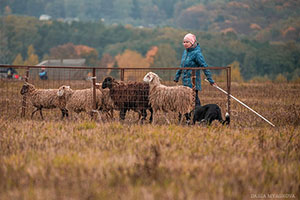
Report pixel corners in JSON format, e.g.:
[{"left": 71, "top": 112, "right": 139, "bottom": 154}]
[{"left": 174, "top": 44, "right": 214, "bottom": 91}]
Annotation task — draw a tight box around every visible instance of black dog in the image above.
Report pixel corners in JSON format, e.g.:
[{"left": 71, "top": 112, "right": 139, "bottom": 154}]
[{"left": 192, "top": 104, "right": 230, "bottom": 125}]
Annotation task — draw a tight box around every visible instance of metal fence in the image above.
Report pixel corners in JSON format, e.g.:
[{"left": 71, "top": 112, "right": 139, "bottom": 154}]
[{"left": 0, "top": 65, "right": 231, "bottom": 123}]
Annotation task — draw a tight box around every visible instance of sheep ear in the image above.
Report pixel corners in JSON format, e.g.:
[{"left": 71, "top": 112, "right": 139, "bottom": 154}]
[
  {"left": 66, "top": 86, "right": 70, "bottom": 89},
  {"left": 149, "top": 75, "right": 153, "bottom": 82}
]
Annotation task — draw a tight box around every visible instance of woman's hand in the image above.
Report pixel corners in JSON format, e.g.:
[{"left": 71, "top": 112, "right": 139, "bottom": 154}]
[{"left": 210, "top": 82, "right": 217, "bottom": 87}]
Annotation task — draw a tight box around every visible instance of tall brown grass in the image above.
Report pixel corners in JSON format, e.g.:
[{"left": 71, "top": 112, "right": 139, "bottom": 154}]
[{"left": 0, "top": 81, "right": 299, "bottom": 199}]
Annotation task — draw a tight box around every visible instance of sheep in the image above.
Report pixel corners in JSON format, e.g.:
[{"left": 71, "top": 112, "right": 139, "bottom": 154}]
[
  {"left": 101, "top": 76, "right": 153, "bottom": 123},
  {"left": 95, "top": 82, "right": 115, "bottom": 120},
  {"left": 20, "top": 82, "right": 68, "bottom": 120},
  {"left": 143, "top": 72, "right": 195, "bottom": 124},
  {"left": 57, "top": 85, "right": 103, "bottom": 119}
]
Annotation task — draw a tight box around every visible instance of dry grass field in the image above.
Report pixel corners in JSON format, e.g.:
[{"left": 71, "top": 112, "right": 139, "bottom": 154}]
[{"left": 0, "top": 80, "right": 299, "bottom": 200}]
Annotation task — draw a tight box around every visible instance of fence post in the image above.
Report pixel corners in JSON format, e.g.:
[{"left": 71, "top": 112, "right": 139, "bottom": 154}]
[
  {"left": 92, "top": 68, "right": 97, "bottom": 112},
  {"left": 121, "top": 68, "right": 125, "bottom": 81},
  {"left": 226, "top": 66, "right": 231, "bottom": 118},
  {"left": 21, "top": 67, "right": 30, "bottom": 118}
]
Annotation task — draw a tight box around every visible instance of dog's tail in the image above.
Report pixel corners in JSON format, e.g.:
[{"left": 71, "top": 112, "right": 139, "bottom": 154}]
[{"left": 222, "top": 112, "right": 230, "bottom": 125}]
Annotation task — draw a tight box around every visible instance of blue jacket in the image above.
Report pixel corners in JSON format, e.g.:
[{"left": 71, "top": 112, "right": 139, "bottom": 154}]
[
  {"left": 39, "top": 71, "right": 47, "bottom": 77},
  {"left": 174, "top": 44, "right": 214, "bottom": 91}
]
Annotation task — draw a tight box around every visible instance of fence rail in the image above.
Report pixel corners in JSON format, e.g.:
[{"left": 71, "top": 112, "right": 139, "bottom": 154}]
[{"left": 0, "top": 65, "right": 231, "bottom": 123}]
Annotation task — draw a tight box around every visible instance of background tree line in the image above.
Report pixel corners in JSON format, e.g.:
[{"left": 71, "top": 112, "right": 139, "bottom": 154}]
[
  {"left": 1, "top": 0, "right": 300, "bottom": 42},
  {"left": 0, "top": 15, "right": 300, "bottom": 81}
]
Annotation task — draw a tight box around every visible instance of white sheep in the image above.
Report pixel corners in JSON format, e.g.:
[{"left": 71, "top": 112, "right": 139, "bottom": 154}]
[
  {"left": 57, "top": 84, "right": 115, "bottom": 121},
  {"left": 57, "top": 85, "right": 102, "bottom": 119},
  {"left": 143, "top": 72, "right": 195, "bottom": 124},
  {"left": 20, "top": 82, "right": 68, "bottom": 120}
]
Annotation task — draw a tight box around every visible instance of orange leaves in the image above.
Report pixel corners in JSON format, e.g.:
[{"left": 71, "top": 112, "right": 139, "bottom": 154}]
[
  {"left": 146, "top": 46, "right": 158, "bottom": 64},
  {"left": 50, "top": 43, "right": 78, "bottom": 59},
  {"left": 114, "top": 47, "right": 158, "bottom": 81},
  {"left": 75, "top": 45, "right": 95, "bottom": 56},
  {"left": 50, "top": 43, "right": 98, "bottom": 60},
  {"left": 49, "top": 43, "right": 98, "bottom": 66}
]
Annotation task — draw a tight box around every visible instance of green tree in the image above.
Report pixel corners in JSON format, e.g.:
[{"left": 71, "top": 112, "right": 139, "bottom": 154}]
[
  {"left": 151, "top": 44, "right": 178, "bottom": 68},
  {"left": 227, "top": 61, "right": 243, "bottom": 82},
  {"left": 0, "top": 29, "right": 11, "bottom": 64},
  {"left": 12, "top": 53, "right": 23, "bottom": 65},
  {"left": 152, "top": 0, "right": 176, "bottom": 18},
  {"left": 2, "top": 16, "right": 40, "bottom": 62},
  {"left": 24, "top": 45, "right": 39, "bottom": 65},
  {"left": 109, "top": 61, "right": 120, "bottom": 79},
  {"left": 81, "top": 49, "right": 99, "bottom": 67}
]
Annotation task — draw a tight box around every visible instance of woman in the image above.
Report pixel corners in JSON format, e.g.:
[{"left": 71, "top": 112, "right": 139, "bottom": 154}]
[{"left": 174, "top": 33, "right": 216, "bottom": 106}]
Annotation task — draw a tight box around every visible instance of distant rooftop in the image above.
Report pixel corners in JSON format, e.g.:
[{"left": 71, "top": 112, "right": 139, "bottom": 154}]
[
  {"left": 33, "top": 59, "right": 88, "bottom": 80},
  {"left": 36, "top": 59, "right": 86, "bottom": 67}
]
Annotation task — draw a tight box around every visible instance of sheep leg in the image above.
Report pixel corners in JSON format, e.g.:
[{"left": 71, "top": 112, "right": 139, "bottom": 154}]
[
  {"left": 152, "top": 110, "right": 157, "bottom": 124},
  {"left": 39, "top": 109, "right": 44, "bottom": 120},
  {"left": 60, "top": 109, "right": 64, "bottom": 119},
  {"left": 104, "top": 110, "right": 114, "bottom": 122},
  {"left": 31, "top": 107, "right": 41, "bottom": 119},
  {"left": 136, "top": 111, "right": 142, "bottom": 124},
  {"left": 107, "top": 109, "right": 114, "bottom": 120},
  {"left": 89, "top": 110, "right": 101, "bottom": 121},
  {"left": 65, "top": 109, "right": 69, "bottom": 118},
  {"left": 178, "top": 112, "right": 183, "bottom": 125},
  {"left": 95, "top": 110, "right": 102, "bottom": 122},
  {"left": 152, "top": 112, "right": 155, "bottom": 124},
  {"left": 178, "top": 113, "right": 182, "bottom": 123},
  {"left": 148, "top": 107, "right": 153, "bottom": 123},
  {"left": 119, "top": 108, "right": 127, "bottom": 121},
  {"left": 163, "top": 112, "right": 170, "bottom": 125},
  {"left": 139, "top": 109, "right": 147, "bottom": 124},
  {"left": 61, "top": 109, "right": 68, "bottom": 119}
]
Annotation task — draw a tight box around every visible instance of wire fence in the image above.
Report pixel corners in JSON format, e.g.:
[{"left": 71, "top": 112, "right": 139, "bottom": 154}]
[{"left": 0, "top": 65, "right": 231, "bottom": 124}]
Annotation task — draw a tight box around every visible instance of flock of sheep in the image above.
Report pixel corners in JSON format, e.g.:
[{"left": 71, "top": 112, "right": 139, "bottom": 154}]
[{"left": 20, "top": 72, "right": 227, "bottom": 125}]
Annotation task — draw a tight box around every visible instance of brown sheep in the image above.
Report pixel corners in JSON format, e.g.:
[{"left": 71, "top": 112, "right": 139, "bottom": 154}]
[{"left": 101, "top": 76, "right": 153, "bottom": 123}]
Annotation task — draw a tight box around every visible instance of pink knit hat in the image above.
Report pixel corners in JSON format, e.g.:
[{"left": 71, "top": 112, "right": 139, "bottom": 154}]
[{"left": 183, "top": 33, "right": 197, "bottom": 45}]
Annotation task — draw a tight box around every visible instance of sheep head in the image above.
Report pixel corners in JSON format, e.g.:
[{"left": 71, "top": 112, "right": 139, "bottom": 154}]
[
  {"left": 95, "top": 83, "right": 101, "bottom": 90},
  {"left": 102, "top": 77, "right": 115, "bottom": 89},
  {"left": 57, "top": 85, "right": 71, "bottom": 97},
  {"left": 143, "top": 72, "right": 161, "bottom": 85},
  {"left": 20, "top": 82, "right": 34, "bottom": 95}
]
